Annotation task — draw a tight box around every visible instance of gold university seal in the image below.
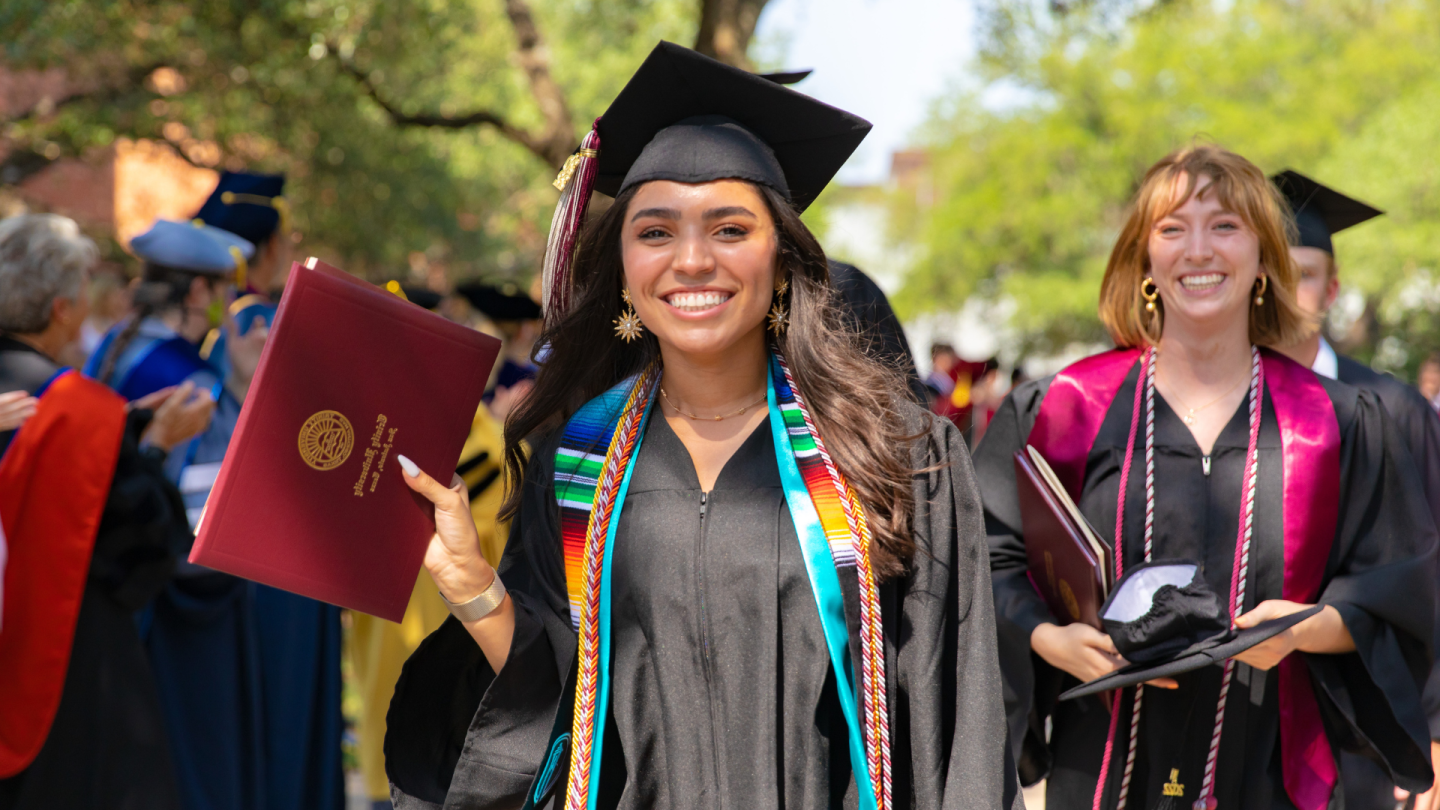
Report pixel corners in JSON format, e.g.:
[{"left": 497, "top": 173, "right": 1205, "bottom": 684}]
[{"left": 298, "top": 410, "right": 355, "bottom": 471}]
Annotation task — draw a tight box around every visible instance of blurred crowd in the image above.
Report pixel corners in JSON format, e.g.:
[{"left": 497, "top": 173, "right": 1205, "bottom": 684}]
[{"left": 0, "top": 172, "right": 546, "bottom": 810}]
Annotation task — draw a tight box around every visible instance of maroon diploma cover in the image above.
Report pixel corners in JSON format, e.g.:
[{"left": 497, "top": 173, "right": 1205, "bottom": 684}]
[
  {"left": 189, "top": 258, "right": 501, "bottom": 621},
  {"left": 1014, "top": 446, "right": 1111, "bottom": 631}
]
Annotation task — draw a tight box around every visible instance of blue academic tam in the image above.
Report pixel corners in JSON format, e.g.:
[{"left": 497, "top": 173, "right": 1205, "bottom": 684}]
[
  {"left": 194, "top": 171, "right": 287, "bottom": 247},
  {"left": 132, "top": 220, "right": 254, "bottom": 275}
]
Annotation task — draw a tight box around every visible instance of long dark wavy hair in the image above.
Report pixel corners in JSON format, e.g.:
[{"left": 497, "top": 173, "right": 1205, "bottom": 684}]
[{"left": 502, "top": 182, "right": 923, "bottom": 578}]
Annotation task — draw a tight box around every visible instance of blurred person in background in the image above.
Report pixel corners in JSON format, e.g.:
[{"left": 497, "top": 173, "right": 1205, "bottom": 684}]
[
  {"left": 84, "top": 219, "right": 250, "bottom": 401},
  {"left": 456, "top": 281, "right": 543, "bottom": 421},
  {"left": 0, "top": 213, "right": 211, "bottom": 810},
  {"left": 969, "top": 361, "right": 1012, "bottom": 446},
  {"left": 78, "top": 268, "right": 132, "bottom": 362},
  {"left": 196, "top": 172, "right": 290, "bottom": 382},
  {"left": 926, "top": 342, "right": 958, "bottom": 402},
  {"left": 933, "top": 352, "right": 997, "bottom": 438},
  {"left": 976, "top": 146, "right": 1436, "bottom": 810},
  {"left": 1420, "top": 355, "right": 1440, "bottom": 412},
  {"left": 1271, "top": 171, "right": 1440, "bottom": 810},
  {"left": 346, "top": 281, "right": 510, "bottom": 810},
  {"left": 131, "top": 175, "right": 344, "bottom": 810}
]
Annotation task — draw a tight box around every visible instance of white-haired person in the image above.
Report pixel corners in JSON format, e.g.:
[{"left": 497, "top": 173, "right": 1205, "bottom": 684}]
[{"left": 0, "top": 213, "right": 211, "bottom": 809}]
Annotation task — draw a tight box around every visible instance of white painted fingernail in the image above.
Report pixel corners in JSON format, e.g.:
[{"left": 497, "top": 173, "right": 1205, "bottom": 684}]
[{"left": 397, "top": 454, "right": 419, "bottom": 478}]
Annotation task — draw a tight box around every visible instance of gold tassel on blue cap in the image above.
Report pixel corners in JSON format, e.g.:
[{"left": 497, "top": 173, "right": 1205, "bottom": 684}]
[
  {"left": 228, "top": 246, "right": 247, "bottom": 290},
  {"left": 221, "top": 191, "right": 292, "bottom": 237}
]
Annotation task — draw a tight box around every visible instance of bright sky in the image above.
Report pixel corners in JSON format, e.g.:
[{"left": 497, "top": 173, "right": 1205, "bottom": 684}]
[{"left": 754, "top": 0, "right": 977, "bottom": 186}]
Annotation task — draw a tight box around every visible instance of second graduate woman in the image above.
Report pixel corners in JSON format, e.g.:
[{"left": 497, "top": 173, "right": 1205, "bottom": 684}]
[
  {"left": 975, "top": 146, "right": 1436, "bottom": 810},
  {"left": 384, "top": 42, "right": 1019, "bottom": 810}
]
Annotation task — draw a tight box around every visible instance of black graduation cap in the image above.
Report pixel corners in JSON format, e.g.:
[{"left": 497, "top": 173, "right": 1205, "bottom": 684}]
[
  {"left": 195, "top": 171, "right": 288, "bottom": 247},
  {"left": 1060, "top": 561, "right": 1322, "bottom": 700},
  {"left": 383, "top": 280, "right": 444, "bottom": 311},
  {"left": 759, "top": 69, "right": 813, "bottom": 85},
  {"left": 1271, "top": 169, "right": 1383, "bottom": 256},
  {"left": 592, "top": 41, "right": 870, "bottom": 212},
  {"left": 456, "top": 282, "right": 542, "bottom": 322}
]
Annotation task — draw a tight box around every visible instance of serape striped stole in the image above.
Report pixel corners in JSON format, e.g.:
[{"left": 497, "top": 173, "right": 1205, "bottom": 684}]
[{"left": 548, "top": 354, "right": 890, "bottom": 810}]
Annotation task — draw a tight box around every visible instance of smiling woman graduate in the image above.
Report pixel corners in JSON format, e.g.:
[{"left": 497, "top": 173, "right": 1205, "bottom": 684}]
[
  {"left": 382, "top": 42, "right": 1020, "bottom": 810},
  {"left": 974, "top": 146, "right": 1437, "bottom": 810}
]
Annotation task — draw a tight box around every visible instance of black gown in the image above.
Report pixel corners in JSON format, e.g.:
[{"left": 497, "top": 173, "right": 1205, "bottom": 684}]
[
  {"left": 1330, "top": 353, "right": 1440, "bottom": 809},
  {"left": 386, "top": 406, "right": 1022, "bottom": 809},
  {"left": 976, "top": 364, "right": 1436, "bottom": 810},
  {"left": 0, "top": 337, "right": 186, "bottom": 809}
]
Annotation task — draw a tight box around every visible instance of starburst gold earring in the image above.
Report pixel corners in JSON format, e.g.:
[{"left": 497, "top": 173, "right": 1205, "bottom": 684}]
[
  {"left": 614, "top": 289, "right": 645, "bottom": 342},
  {"left": 768, "top": 276, "right": 789, "bottom": 337}
]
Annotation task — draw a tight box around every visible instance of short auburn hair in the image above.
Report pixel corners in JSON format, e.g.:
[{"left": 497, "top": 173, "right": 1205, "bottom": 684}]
[{"left": 1098, "top": 145, "right": 1310, "bottom": 349}]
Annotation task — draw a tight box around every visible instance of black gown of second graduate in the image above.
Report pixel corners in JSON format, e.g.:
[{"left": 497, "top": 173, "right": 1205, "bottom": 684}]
[
  {"left": 975, "top": 362, "right": 1436, "bottom": 810},
  {"left": 385, "top": 408, "right": 1020, "bottom": 809}
]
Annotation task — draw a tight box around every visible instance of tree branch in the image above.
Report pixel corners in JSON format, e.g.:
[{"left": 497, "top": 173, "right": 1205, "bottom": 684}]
[
  {"left": 334, "top": 0, "right": 577, "bottom": 171},
  {"left": 502, "top": 0, "right": 577, "bottom": 169},
  {"left": 695, "top": 0, "right": 770, "bottom": 70},
  {"left": 333, "top": 57, "right": 548, "bottom": 157},
  {"left": 0, "top": 61, "right": 166, "bottom": 126}
]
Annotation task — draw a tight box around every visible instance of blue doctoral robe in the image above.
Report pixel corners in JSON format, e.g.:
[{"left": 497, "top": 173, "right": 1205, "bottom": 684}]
[
  {"left": 84, "top": 317, "right": 219, "bottom": 402},
  {"left": 85, "top": 316, "right": 345, "bottom": 810}
]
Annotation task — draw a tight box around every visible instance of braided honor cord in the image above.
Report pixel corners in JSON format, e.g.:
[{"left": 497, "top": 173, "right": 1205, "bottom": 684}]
[
  {"left": 1091, "top": 346, "right": 1263, "bottom": 810},
  {"left": 563, "top": 368, "right": 656, "bottom": 810},
  {"left": 777, "top": 355, "right": 892, "bottom": 809},
  {"left": 1091, "top": 348, "right": 1151, "bottom": 810}
]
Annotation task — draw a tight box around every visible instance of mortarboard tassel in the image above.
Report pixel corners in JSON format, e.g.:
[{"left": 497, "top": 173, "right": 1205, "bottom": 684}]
[{"left": 540, "top": 119, "right": 601, "bottom": 323}]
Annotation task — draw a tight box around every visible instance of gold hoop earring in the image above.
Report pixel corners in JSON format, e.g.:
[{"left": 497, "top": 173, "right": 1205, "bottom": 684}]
[
  {"left": 1141, "top": 276, "right": 1159, "bottom": 313},
  {"left": 1253, "top": 275, "right": 1268, "bottom": 307},
  {"left": 768, "top": 276, "right": 790, "bottom": 337},
  {"left": 613, "top": 289, "right": 644, "bottom": 342}
]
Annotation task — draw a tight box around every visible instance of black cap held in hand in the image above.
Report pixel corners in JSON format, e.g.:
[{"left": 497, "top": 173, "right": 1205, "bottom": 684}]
[{"left": 1060, "top": 561, "right": 1323, "bottom": 700}]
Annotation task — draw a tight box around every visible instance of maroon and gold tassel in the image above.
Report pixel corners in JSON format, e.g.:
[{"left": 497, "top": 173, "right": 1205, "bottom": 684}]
[{"left": 541, "top": 119, "right": 602, "bottom": 323}]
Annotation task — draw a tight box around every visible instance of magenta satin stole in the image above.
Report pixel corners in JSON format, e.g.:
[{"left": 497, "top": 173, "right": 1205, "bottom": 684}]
[{"left": 1028, "top": 347, "right": 1341, "bottom": 810}]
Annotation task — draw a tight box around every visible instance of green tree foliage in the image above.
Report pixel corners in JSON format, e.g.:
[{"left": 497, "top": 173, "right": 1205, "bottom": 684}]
[
  {"left": 897, "top": 0, "right": 1440, "bottom": 366},
  {"left": 1313, "top": 78, "right": 1440, "bottom": 373},
  {"left": 1, "top": 0, "right": 695, "bottom": 280}
]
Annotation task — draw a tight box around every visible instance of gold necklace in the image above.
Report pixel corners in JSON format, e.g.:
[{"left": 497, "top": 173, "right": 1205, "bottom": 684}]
[
  {"left": 1160, "top": 367, "right": 1248, "bottom": 426},
  {"left": 659, "top": 387, "right": 767, "bottom": 421}
]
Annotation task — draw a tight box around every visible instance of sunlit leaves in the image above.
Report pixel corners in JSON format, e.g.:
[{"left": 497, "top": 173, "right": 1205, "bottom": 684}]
[
  {"left": 2, "top": 0, "right": 696, "bottom": 283},
  {"left": 901, "top": 0, "right": 1440, "bottom": 360}
]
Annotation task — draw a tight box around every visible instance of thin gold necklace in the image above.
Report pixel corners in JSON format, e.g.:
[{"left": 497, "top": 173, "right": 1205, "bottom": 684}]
[
  {"left": 1159, "top": 366, "right": 1248, "bottom": 426},
  {"left": 659, "top": 387, "right": 767, "bottom": 421}
]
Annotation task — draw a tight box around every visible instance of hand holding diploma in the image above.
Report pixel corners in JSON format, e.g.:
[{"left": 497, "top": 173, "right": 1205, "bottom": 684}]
[{"left": 398, "top": 454, "right": 515, "bottom": 671}]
